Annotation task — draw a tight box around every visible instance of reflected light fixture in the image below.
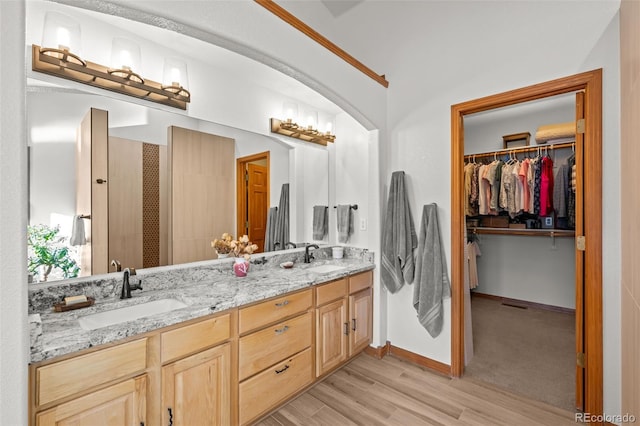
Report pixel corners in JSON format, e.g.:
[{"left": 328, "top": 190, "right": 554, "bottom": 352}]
[
  {"left": 32, "top": 12, "right": 191, "bottom": 110},
  {"left": 270, "top": 103, "right": 335, "bottom": 146}
]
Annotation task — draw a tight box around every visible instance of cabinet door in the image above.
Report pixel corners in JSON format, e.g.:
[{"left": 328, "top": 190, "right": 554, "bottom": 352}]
[
  {"left": 349, "top": 287, "right": 373, "bottom": 356},
  {"left": 162, "top": 343, "right": 230, "bottom": 426},
  {"left": 315, "top": 298, "right": 348, "bottom": 377},
  {"left": 36, "top": 375, "right": 146, "bottom": 426}
]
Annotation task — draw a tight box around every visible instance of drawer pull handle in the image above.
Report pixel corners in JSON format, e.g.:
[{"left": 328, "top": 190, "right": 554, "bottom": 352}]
[
  {"left": 275, "top": 300, "right": 289, "bottom": 307},
  {"left": 275, "top": 364, "right": 290, "bottom": 374},
  {"left": 275, "top": 325, "right": 289, "bottom": 334},
  {"left": 168, "top": 407, "right": 173, "bottom": 426},
  {"left": 344, "top": 322, "right": 349, "bottom": 335},
  {"left": 352, "top": 318, "right": 357, "bottom": 331}
]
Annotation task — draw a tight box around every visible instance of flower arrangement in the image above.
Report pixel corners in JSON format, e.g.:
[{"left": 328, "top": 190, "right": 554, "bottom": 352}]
[{"left": 211, "top": 233, "right": 258, "bottom": 260}]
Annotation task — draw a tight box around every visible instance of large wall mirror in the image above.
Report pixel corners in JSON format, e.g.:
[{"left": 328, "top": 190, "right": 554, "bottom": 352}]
[{"left": 26, "top": 1, "right": 332, "bottom": 283}]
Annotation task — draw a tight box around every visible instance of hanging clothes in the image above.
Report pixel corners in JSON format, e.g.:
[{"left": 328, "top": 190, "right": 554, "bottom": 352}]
[
  {"left": 567, "top": 154, "right": 576, "bottom": 229},
  {"left": 464, "top": 162, "right": 478, "bottom": 216},
  {"left": 467, "top": 240, "right": 481, "bottom": 289},
  {"left": 539, "top": 156, "right": 554, "bottom": 216}
]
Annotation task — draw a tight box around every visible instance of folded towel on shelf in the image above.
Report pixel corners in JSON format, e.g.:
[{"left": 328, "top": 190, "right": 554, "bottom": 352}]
[
  {"left": 312, "top": 205, "right": 328, "bottom": 240},
  {"left": 336, "top": 205, "right": 353, "bottom": 243},
  {"left": 413, "top": 203, "right": 450, "bottom": 338},
  {"left": 70, "top": 215, "right": 86, "bottom": 246},
  {"left": 535, "top": 122, "right": 575, "bottom": 144},
  {"left": 264, "top": 207, "right": 278, "bottom": 252},
  {"left": 381, "top": 171, "right": 417, "bottom": 294}
]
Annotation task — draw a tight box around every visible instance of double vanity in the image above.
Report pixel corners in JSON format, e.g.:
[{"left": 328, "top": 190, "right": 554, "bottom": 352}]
[{"left": 28, "top": 247, "right": 375, "bottom": 425}]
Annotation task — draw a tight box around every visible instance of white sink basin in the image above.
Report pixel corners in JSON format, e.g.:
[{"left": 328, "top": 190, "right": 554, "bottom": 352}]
[
  {"left": 307, "top": 264, "right": 346, "bottom": 274},
  {"left": 78, "top": 298, "right": 187, "bottom": 330}
]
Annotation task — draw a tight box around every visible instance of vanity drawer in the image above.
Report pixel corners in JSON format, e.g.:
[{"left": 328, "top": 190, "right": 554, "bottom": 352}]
[
  {"left": 349, "top": 270, "right": 373, "bottom": 294},
  {"left": 161, "top": 313, "right": 230, "bottom": 363},
  {"left": 315, "top": 278, "right": 347, "bottom": 306},
  {"left": 239, "top": 311, "right": 312, "bottom": 381},
  {"left": 239, "top": 289, "right": 312, "bottom": 334},
  {"left": 36, "top": 338, "right": 147, "bottom": 407},
  {"left": 239, "top": 348, "right": 312, "bottom": 425}
]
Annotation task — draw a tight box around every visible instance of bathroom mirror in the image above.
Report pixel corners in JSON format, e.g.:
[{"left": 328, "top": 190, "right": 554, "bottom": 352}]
[
  {"left": 27, "top": 82, "right": 329, "bottom": 283},
  {"left": 25, "top": 0, "right": 335, "bottom": 283}
]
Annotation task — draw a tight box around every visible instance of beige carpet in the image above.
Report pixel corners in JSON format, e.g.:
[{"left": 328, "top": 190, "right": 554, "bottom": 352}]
[{"left": 464, "top": 295, "right": 575, "bottom": 412}]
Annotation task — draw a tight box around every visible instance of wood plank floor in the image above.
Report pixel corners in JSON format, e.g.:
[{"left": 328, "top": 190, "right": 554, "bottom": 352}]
[{"left": 254, "top": 353, "right": 577, "bottom": 425}]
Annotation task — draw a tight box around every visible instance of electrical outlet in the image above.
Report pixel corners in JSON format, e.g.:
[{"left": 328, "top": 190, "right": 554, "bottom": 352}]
[{"left": 359, "top": 218, "right": 367, "bottom": 231}]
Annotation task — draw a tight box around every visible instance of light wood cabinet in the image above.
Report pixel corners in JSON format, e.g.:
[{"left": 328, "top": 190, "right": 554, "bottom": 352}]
[
  {"left": 35, "top": 375, "right": 146, "bottom": 426},
  {"left": 239, "top": 348, "right": 312, "bottom": 425},
  {"left": 162, "top": 343, "right": 231, "bottom": 426},
  {"left": 315, "top": 297, "right": 349, "bottom": 376},
  {"left": 315, "top": 272, "right": 373, "bottom": 377},
  {"left": 30, "top": 269, "right": 374, "bottom": 426},
  {"left": 35, "top": 338, "right": 147, "bottom": 407},
  {"left": 349, "top": 287, "right": 373, "bottom": 356},
  {"left": 238, "top": 289, "right": 314, "bottom": 425}
]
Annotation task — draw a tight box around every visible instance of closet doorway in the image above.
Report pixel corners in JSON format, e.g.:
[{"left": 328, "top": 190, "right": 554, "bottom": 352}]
[{"left": 450, "top": 70, "right": 602, "bottom": 415}]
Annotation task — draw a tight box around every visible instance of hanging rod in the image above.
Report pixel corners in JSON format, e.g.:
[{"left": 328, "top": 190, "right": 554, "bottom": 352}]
[
  {"left": 334, "top": 204, "right": 358, "bottom": 210},
  {"left": 464, "top": 141, "right": 575, "bottom": 160}
]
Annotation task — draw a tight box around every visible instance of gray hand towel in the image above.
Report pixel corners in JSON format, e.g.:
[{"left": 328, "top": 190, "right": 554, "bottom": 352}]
[
  {"left": 381, "top": 171, "right": 417, "bottom": 293},
  {"left": 313, "top": 205, "right": 328, "bottom": 240},
  {"left": 337, "top": 205, "right": 353, "bottom": 243},
  {"left": 413, "top": 203, "right": 451, "bottom": 338},
  {"left": 70, "top": 215, "right": 86, "bottom": 246}
]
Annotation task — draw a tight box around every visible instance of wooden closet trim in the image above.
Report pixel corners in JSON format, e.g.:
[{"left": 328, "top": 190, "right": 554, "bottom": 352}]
[{"left": 450, "top": 69, "right": 603, "bottom": 416}]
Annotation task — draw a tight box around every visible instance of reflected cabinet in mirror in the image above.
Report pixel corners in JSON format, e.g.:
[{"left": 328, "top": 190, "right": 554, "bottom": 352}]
[{"left": 27, "top": 88, "right": 329, "bottom": 283}]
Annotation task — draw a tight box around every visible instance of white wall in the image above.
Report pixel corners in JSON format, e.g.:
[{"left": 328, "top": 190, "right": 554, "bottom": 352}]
[{"left": 0, "top": 2, "right": 28, "bottom": 426}]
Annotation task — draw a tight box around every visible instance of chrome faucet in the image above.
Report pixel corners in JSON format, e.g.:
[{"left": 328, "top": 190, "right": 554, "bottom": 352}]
[
  {"left": 120, "top": 268, "right": 143, "bottom": 299},
  {"left": 304, "top": 244, "right": 319, "bottom": 263}
]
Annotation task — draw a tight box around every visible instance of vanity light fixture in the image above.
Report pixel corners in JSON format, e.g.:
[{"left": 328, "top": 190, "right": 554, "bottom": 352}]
[
  {"left": 32, "top": 13, "right": 191, "bottom": 110},
  {"left": 270, "top": 104, "right": 335, "bottom": 146}
]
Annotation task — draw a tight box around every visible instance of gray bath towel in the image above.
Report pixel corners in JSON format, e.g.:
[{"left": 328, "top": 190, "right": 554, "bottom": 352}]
[
  {"left": 381, "top": 171, "right": 417, "bottom": 293},
  {"left": 274, "top": 184, "right": 290, "bottom": 250},
  {"left": 264, "top": 207, "right": 278, "bottom": 252},
  {"left": 312, "top": 205, "right": 328, "bottom": 240},
  {"left": 413, "top": 203, "right": 451, "bottom": 338},
  {"left": 336, "top": 205, "right": 354, "bottom": 243}
]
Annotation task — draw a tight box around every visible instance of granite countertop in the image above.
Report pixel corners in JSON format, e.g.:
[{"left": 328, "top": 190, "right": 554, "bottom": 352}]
[{"left": 29, "top": 254, "right": 374, "bottom": 363}]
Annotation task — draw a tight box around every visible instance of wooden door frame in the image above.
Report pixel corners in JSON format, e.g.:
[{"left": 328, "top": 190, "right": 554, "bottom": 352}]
[
  {"left": 450, "top": 69, "right": 603, "bottom": 415},
  {"left": 236, "top": 151, "right": 270, "bottom": 239}
]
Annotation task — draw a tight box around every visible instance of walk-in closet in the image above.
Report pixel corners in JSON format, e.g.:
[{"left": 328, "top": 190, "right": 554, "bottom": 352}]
[{"left": 462, "top": 93, "right": 579, "bottom": 412}]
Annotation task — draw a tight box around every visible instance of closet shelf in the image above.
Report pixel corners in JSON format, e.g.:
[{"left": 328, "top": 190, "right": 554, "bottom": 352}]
[{"left": 467, "top": 227, "right": 575, "bottom": 238}]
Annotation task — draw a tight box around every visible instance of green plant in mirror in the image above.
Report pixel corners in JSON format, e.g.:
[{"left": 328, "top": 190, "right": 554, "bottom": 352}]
[{"left": 27, "top": 224, "right": 80, "bottom": 282}]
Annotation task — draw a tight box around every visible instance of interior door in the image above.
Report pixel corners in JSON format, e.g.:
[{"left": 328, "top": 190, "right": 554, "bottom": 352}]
[
  {"left": 247, "top": 163, "right": 268, "bottom": 252},
  {"left": 76, "top": 108, "right": 108, "bottom": 276},
  {"left": 574, "top": 91, "right": 586, "bottom": 412}
]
